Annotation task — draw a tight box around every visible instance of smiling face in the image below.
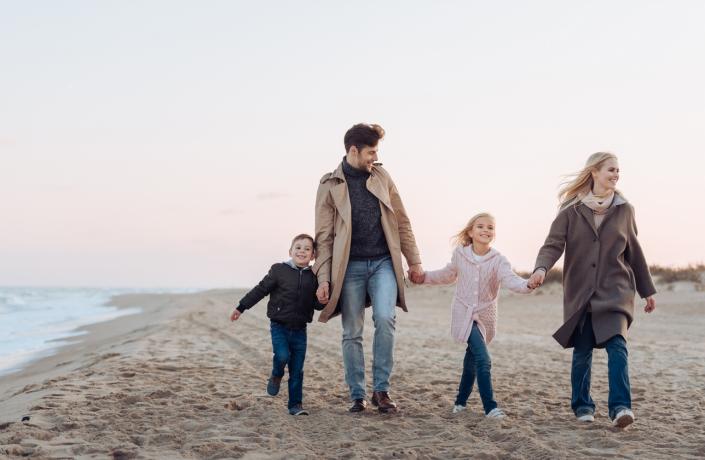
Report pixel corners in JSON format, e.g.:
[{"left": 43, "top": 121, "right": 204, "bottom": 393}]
[
  {"left": 591, "top": 157, "right": 620, "bottom": 193},
  {"left": 467, "top": 216, "right": 496, "bottom": 246},
  {"left": 289, "top": 238, "right": 315, "bottom": 267},
  {"left": 347, "top": 145, "right": 379, "bottom": 173}
]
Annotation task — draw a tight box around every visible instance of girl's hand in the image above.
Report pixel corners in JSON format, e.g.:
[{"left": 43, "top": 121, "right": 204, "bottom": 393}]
[
  {"left": 644, "top": 296, "right": 656, "bottom": 313},
  {"left": 230, "top": 309, "right": 242, "bottom": 321},
  {"left": 527, "top": 270, "right": 545, "bottom": 289}
]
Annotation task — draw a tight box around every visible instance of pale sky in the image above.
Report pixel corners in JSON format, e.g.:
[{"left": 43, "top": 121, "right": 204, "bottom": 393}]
[{"left": 1, "top": 1, "right": 704, "bottom": 288}]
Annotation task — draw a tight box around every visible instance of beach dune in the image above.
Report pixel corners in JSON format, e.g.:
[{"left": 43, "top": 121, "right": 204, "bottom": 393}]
[{"left": 1, "top": 284, "right": 704, "bottom": 459}]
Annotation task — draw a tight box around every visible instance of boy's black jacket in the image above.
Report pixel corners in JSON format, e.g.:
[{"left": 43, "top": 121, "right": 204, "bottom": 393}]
[{"left": 236, "top": 262, "right": 324, "bottom": 329}]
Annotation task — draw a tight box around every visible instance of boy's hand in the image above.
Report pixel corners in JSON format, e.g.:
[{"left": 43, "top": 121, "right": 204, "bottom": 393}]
[
  {"left": 230, "top": 309, "right": 242, "bottom": 321},
  {"left": 644, "top": 296, "right": 656, "bottom": 313},
  {"left": 317, "top": 282, "right": 330, "bottom": 304}
]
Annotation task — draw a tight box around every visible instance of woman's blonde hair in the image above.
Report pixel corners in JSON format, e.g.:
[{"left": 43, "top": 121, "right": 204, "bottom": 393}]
[
  {"left": 452, "top": 212, "right": 495, "bottom": 247},
  {"left": 557, "top": 152, "right": 619, "bottom": 208}
]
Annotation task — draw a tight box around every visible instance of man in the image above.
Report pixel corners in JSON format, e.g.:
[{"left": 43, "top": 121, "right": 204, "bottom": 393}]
[{"left": 314, "top": 123, "right": 423, "bottom": 413}]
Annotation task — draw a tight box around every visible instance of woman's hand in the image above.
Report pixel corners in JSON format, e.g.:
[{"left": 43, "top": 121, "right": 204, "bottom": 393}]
[
  {"left": 527, "top": 269, "right": 546, "bottom": 289},
  {"left": 644, "top": 296, "right": 656, "bottom": 313}
]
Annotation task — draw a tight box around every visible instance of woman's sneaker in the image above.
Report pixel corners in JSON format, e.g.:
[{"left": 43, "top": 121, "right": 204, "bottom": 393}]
[
  {"left": 452, "top": 404, "right": 466, "bottom": 414},
  {"left": 486, "top": 408, "right": 506, "bottom": 419},
  {"left": 612, "top": 408, "right": 634, "bottom": 428},
  {"left": 288, "top": 404, "right": 309, "bottom": 416}
]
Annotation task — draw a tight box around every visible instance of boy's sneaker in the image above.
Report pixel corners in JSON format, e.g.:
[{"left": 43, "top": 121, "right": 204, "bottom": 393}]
[
  {"left": 577, "top": 413, "right": 595, "bottom": 422},
  {"left": 289, "top": 404, "right": 309, "bottom": 416},
  {"left": 452, "top": 404, "right": 466, "bottom": 414},
  {"left": 612, "top": 408, "right": 634, "bottom": 428},
  {"left": 266, "top": 376, "right": 282, "bottom": 396},
  {"left": 486, "top": 408, "right": 506, "bottom": 419}
]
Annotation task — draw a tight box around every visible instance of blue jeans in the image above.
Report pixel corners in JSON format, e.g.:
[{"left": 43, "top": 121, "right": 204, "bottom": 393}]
[
  {"left": 340, "top": 255, "right": 397, "bottom": 401},
  {"left": 270, "top": 321, "right": 307, "bottom": 409},
  {"left": 571, "top": 313, "right": 631, "bottom": 420},
  {"left": 455, "top": 323, "right": 498, "bottom": 414}
]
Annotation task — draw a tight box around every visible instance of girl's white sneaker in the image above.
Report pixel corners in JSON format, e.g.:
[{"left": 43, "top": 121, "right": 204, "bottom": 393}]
[
  {"left": 612, "top": 408, "right": 634, "bottom": 428},
  {"left": 486, "top": 408, "right": 506, "bottom": 419},
  {"left": 452, "top": 404, "right": 466, "bottom": 414}
]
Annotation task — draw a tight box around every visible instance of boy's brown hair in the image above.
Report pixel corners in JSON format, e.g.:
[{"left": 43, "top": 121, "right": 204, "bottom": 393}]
[{"left": 290, "top": 233, "right": 316, "bottom": 250}]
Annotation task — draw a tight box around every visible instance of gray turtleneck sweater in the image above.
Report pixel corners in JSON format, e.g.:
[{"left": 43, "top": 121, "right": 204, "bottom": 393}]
[{"left": 342, "top": 158, "right": 390, "bottom": 260}]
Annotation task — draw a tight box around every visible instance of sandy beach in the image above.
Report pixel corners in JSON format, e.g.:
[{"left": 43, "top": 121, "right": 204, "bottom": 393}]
[{"left": 1, "top": 283, "right": 704, "bottom": 459}]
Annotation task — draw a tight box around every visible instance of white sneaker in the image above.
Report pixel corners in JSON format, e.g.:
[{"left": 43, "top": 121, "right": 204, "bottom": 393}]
[
  {"left": 612, "top": 408, "right": 634, "bottom": 428},
  {"left": 577, "top": 413, "right": 595, "bottom": 422},
  {"left": 486, "top": 408, "right": 506, "bottom": 419},
  {"left": 452, "top": 404, "right": 466, "bottom": 414}
]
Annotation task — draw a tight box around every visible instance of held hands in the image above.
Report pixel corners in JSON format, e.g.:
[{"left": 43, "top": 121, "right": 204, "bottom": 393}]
[
  {"left": 407, "top": 264, "right": 425, "bottom": 284},
  {"left": 230, "top": 309, "right": 241, "bottom": 322},
  {"left": 527, "top": 270, "right": 546, "bottom": 290},
  {"left": 316, "top": 282, "right": 330, "bottom": 304},
  {"left": 644, "top": 296, "right": 656, "bottom": 313}
]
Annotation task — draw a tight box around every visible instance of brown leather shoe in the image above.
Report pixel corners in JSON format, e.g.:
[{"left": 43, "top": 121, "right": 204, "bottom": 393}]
[
  {"left": 371, "top": 391, "right": 398, "bottom": 413},
  {"left": 349, "top": 398, "right": 367, "bottom": 413}
]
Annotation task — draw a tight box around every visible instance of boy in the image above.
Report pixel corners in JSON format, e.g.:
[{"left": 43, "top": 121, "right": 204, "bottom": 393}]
[{"left": 231, "top": 233, "right": 324, "bottom": 415}]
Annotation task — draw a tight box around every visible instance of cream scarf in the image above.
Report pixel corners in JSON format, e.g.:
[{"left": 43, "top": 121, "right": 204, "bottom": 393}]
[{"left": 581, "top": 190, "right": 614, "bottom": 227}]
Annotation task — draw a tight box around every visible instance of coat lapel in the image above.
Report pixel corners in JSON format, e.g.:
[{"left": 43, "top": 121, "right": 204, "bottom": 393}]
[
  {"left": 366, "top": 173, "right": 393, "bottom": 211},
  {"left": 576, "top": 204, "right": 599, "bottom": 237},
  {"left": 330, "top": 182, "right": 351, "bottom": 225}
]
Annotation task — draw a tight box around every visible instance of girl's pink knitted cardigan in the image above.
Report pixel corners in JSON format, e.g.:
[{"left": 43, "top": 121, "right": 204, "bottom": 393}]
[{"left": 423, "top": 246, "right": 531, "bottom": 344}]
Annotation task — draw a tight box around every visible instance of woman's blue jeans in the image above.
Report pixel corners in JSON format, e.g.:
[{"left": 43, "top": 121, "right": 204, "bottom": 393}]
[
  {"left": 270, "top": 321, "right": 307, "bottom": 409},
  {"left": 455, "top": 323, "right": 498, "bottom": 414},
  {"left": 571, "top": 313, "right": 631, "bottom": 420},
  {"left": 340, "top": 255, "right": 397, "bottom": 401}
]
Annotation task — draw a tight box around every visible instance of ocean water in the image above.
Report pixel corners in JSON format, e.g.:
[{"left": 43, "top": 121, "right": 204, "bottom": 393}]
[{"left": 0, "top": 287, "right": 168, "bottom": 376}]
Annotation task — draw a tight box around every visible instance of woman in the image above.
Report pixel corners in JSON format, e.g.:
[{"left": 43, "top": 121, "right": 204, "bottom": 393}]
[{"left": 528, "top": 152, "right": 656, "bottom": 428}]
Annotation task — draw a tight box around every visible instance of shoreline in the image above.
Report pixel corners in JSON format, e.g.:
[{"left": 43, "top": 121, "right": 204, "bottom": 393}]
[{"left": 0, "top": 289, "right": 214, "bottom": 423}]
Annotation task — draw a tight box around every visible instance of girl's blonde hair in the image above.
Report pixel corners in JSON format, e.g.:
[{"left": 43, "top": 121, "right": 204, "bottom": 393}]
[
  {"left": 557, "top": 152, "right": 619, "bottom": 208},
  {"left": 452, "top": 212, "right": 495, "bottom": 247}
]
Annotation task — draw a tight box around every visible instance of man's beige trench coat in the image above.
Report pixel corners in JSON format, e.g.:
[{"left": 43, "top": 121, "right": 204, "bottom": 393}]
[
  {"left": 313, "top": 162, "right": 421, "bottom": 322},
  {"left": 534, "top": 193, "right": 656, "bottom": 348}
]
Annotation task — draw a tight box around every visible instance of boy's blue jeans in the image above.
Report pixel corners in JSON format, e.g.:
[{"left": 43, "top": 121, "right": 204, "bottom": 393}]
[
  {"left": 340, "top": 255, "right": 397, "bottom": 401},
  {"left": 455, "top": 322, "right": 498, "bottom": 414},
  {"left": 571, "top": 313, "right": 631, "bottom": 420},
  {"left": 270, "top": 321, "right": 307, "bottom": 409}
]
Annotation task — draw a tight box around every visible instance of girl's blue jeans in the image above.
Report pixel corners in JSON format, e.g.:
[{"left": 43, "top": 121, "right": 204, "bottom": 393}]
[{"left": 455, "top": 322, "right": 498, "bottom": 414}]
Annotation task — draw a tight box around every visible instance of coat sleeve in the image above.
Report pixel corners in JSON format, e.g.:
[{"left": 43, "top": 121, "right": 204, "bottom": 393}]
[
  {"left": 389, "top": 177, "right": 422, "bottom": 266},
  {"left": 624, "top": 205, "right": 657, "bottom": 298},
  {"left": 534, "top": 207, "right": 569, "bottom": 272},
  {"left": 313, "top": 179, "right": 335, "bottom": 285},
  {"left": 423, "top": 251, "right": 458, "bottom": 285},
  {"left": 498, "top": 256, "right": 532, "bottom": 294},
  {"left": 237, "top": 265, "right": 278, "bottom": 312}
]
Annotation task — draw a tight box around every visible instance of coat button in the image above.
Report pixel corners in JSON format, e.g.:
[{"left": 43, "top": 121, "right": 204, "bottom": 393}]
[{"left": 591, "top": 263, "right": 596, "bottom": 267}]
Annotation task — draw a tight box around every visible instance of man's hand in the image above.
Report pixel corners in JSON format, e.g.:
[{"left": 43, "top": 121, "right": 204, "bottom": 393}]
[
  {"left": 408, "top": 264, "right": 425, "bottom": 284},
  {"left": 317, "top": 282, "right": 330, "bottom": 304},
  {"left": 644, "top": 296, "right": 656, "bottom": 313},
  {"left": 230, "top": 309, "right": 241, "bottom": 321},
  {"left": 527, "top": 270, "right": 545, "bottom": 289}
]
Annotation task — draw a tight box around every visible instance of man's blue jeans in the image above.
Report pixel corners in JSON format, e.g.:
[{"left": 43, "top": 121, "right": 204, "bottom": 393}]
[
  {"left": 340, "top": 255, "right": 397, "bottom": 401},
  {"left": 270, "top": 321, "right": 307, "bottom": 409},
  {"left": 455, "top": 322, "right": 498, "bottom": 414},
  {"left": 571, "top": 313, "right": 631, "bottom": 420}
]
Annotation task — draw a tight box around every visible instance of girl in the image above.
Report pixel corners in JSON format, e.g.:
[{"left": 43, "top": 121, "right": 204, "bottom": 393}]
[
  {"left": 527, "top": 152, "right": 656, "bottom": 428},
  {"left": 412, "top": 213, "right": 533, "bottom": 418}
]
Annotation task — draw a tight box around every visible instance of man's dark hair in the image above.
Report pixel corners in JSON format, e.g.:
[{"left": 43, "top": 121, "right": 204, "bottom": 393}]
[{"left": 343, "top": 123, "right": 385, "bottom": 153}]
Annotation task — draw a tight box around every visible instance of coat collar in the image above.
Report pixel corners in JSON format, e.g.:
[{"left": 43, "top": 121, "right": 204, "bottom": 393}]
[
  {"left": 285, "top": 259, "right": 311, "bottom": 270},
  {"left": 323, "top": 161, "right": 393, "bottom": 224},
  {"left": 455, "top": 245, "right": 499, "bottom": 265},
  {"left": 576, "top": 192, "right": 628, "bottom": 237}
]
